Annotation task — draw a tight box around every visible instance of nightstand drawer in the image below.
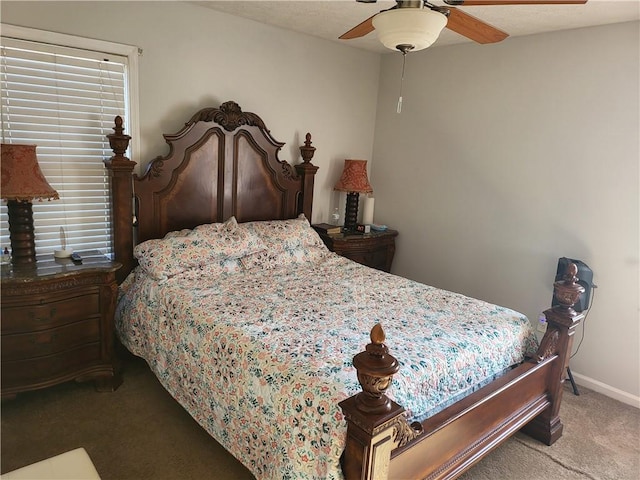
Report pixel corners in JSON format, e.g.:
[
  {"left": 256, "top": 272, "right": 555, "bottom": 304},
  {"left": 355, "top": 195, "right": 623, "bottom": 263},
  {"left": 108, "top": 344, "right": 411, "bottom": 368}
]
[
  {"left": 313, "top": 227, "right": 398, "bottom": 272},
  {"left": 1, "top": 292, "right": 100, "bottom": 334},
  {"left": 2, "top": 318, "right": 101, "bottom": 360},
  {"left": 1, "top": 343, "right": 102, "bottom": 387},
  {"left": 346, "top": 249, "right": 389, "bottom": 271}
]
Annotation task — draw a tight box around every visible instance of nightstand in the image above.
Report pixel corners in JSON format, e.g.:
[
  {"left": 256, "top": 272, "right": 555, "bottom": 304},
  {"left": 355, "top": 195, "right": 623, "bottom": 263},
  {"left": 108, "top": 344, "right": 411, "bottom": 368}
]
[
  {"left": 1, "top": 251, "right": 122, "bottom": 399},
  {"left": 313, "top": 227, "right": 398, "bottom": 272}
]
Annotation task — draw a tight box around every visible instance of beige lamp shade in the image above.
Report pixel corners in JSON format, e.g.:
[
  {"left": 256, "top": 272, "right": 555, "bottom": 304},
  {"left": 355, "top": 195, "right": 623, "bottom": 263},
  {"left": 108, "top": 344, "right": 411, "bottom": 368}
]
[{"left": 1, "top": 144, "right": 59, "bottom": 201}]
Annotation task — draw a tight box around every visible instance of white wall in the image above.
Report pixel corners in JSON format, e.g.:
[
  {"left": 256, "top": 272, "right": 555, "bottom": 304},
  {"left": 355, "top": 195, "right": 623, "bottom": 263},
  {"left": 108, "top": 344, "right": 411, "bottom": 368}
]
[
  {"left": 372, "top": 22, "right": 640, "bottom": 404},
  {"left": 1, "top": 1, "right": 381, "bottom": 224}
]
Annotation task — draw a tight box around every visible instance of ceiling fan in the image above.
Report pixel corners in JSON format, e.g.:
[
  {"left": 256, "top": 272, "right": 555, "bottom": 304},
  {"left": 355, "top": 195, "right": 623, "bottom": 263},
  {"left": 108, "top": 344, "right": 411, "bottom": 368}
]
[{"left": 340, "top": 0, "right": 588, "bottom": 53}]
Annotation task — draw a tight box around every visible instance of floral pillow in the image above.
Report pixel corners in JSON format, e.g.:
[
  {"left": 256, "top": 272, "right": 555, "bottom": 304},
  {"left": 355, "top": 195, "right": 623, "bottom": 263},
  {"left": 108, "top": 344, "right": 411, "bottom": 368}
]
[
  {"left": 242, "top": 214, "right": 325, "bottom": 249},
  {"left": 134, "top": 217, "right": 264, "bottom": 280},
  {"left": 191, "top": 217, "right": 266, "bottom": 259},
  {"left": 134, "top": 235, "right": 216, "bottom": 281},
  {"left": 240, "top": 214, "right": 329, "bottom": 270}
]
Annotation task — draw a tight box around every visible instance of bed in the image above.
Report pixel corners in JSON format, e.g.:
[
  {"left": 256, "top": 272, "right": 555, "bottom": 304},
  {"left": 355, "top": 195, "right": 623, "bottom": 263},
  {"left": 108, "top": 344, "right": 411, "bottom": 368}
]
[{"left": 105, "top": 100, "right": 585, "bottom": 480}]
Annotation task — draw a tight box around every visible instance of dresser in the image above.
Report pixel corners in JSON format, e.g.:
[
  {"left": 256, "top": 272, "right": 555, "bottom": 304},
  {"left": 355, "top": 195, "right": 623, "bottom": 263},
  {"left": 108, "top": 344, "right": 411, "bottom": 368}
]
[
  {"left": 313, "top": 227, "right": 398, "bottom": 272},
  {"left": 1, "top": 251, "right": 122, "bottom": 399}
]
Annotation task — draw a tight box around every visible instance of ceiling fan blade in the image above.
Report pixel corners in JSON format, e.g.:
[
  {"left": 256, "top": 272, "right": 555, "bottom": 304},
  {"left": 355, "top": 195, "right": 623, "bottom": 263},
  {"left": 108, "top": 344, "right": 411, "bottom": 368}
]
[
  {"left": 446, "top": 7, "right": 509, "bottom": 44},
  {"left": 444, "top": 1, "right": 587, "bottom": 5},
  {"left": 339, "top": 14, "right": 376, "bottom": 39}
]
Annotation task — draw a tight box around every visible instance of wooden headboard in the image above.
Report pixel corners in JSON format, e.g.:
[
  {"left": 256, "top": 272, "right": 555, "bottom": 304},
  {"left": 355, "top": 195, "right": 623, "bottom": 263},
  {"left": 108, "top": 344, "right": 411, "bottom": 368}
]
[{"left": 104, "top": 101, "right": 319, "bottom": 282}]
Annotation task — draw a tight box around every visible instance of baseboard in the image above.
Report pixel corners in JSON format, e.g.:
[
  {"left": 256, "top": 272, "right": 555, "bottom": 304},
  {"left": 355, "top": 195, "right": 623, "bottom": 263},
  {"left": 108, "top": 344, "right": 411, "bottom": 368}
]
[{"left": 571, "top": 371, "right": 640, "bottom": 409}]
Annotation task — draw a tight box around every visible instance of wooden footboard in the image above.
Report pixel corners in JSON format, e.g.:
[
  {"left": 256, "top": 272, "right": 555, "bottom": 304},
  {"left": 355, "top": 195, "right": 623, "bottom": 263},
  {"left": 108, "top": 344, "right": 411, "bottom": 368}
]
[{"left": 340, "top": 263, "right": 585, "bottom": 480}]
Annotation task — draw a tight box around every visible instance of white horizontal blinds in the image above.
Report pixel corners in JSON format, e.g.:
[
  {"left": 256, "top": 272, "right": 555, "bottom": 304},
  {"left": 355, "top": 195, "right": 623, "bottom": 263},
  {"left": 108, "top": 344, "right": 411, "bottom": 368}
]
[{"left": 1, "top": 37, "right": 127, "bottom": 257}]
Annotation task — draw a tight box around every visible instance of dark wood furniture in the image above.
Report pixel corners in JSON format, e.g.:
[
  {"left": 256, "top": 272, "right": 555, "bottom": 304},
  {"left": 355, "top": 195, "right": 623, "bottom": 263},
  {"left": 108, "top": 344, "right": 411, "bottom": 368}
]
[
  {"left": 1, "top": 251, "right": 122, "bottom": 399},
  {"left": 105, "top": 101, "right": 582, "bottom": 480},
  {"left": 313, "top": 227, "right": 398, "bottom": 272},
  {"left": 105, "top": 108, "right": 318, "bottom": 283}
]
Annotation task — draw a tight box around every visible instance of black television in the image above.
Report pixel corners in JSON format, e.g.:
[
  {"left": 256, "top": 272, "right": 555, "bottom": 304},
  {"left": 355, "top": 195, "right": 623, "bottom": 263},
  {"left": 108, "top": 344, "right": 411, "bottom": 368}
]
[{"left": 552, "top": 257, "right": 594, "bottom": 312}]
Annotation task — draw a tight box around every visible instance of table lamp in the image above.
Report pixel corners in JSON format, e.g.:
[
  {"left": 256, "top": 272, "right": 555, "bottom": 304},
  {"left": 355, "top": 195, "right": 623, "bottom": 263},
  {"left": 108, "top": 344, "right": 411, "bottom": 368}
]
[
  {"left": 334, "top": 159, "right": 373, "bottom": 232},
  {"left": 1, "top": 144, "right": 59, "bottom": 266}
]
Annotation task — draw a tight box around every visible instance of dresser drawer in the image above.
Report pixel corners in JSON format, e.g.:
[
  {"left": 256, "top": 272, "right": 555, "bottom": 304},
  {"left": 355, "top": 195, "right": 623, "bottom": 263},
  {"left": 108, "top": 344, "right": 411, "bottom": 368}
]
[
  {"left": 1, "top": 292, "right": 100, "bottom": 334},
  {"left": 1, "top": 343, "right": 102, "bottom": 387},
  {"left": 2, "top": 317, "right": 101, "bottom": 360}
]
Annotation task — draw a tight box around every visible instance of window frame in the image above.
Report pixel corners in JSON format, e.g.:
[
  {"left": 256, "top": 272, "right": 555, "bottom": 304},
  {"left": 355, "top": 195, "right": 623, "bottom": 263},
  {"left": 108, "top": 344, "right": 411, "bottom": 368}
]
[{"left": 1, "top": 24, "right": 140, "bottom": 257}]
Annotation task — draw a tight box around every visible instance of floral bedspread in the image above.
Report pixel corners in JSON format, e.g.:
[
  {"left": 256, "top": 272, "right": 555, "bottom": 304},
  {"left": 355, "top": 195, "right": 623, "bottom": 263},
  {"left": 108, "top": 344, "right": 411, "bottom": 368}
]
[{"left": 115, "top": 253, "right": 538, "bottom": 480}]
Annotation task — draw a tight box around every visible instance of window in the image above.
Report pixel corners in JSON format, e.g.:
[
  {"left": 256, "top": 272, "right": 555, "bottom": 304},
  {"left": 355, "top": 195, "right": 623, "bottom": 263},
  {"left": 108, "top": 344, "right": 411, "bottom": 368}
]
[{"left": 1, "top": 25, "right": 138, "bottom": 258}]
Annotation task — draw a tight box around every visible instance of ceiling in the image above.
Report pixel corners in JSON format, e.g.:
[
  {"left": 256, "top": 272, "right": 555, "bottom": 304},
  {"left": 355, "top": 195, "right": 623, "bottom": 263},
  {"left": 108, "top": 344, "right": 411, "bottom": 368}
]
[{"left": 194, "top": 0, "right": 639, "bottom": 54}]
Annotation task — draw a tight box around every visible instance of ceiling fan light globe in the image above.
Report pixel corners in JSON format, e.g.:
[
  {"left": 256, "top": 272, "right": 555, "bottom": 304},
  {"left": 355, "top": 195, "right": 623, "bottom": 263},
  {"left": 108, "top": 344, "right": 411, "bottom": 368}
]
[{"left": 372, "top": 8, "right": 447, "bottom": 52}]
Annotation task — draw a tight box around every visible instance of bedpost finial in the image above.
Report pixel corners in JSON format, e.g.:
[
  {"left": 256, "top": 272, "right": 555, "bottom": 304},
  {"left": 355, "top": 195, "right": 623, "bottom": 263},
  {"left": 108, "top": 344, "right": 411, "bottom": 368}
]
[
  {"left": 352, "top": 324, "right": 399, "bottom": 414},
  {"left": 300, "top": 133, "right": 316, "bottom": 164},
  {"left": 552, "top": 262, "right": 585, "bottom": 316},
  {"left": 107, "top": 115, "right": 132, "bottom": 162}
]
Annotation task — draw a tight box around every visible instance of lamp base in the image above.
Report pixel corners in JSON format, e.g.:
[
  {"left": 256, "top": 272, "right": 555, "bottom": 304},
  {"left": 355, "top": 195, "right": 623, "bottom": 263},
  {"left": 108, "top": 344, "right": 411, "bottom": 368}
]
[
  {"left": 7, "top": 200, "right": 37, "bottom": 265},
  {"left": 344, "top": 192, "right": 360, "bottom": 232}
]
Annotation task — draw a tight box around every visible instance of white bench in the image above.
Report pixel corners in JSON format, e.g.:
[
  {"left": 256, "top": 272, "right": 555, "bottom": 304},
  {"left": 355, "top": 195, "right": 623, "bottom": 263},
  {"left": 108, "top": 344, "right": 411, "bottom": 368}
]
[{"left": 1, "top": 448, "right": 100, "bottom": 479}]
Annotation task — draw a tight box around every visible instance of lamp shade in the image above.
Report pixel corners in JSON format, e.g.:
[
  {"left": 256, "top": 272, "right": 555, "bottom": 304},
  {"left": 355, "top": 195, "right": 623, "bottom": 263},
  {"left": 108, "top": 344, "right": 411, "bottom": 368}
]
[
  {"left": 1, "top": 144, "right": 59, "bottom": 201},
  {"left": 373, "top": 8, "right": 448, "bottom": 52},
  {"left": 334, "top": 159, "right": 373, "bottom": 194}
]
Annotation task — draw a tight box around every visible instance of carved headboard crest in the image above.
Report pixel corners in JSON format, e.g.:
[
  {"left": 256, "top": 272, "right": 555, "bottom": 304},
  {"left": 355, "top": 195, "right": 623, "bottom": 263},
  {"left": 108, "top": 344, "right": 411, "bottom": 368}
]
[{"left": 187, "top": 101, "right": 267, "bottom": 132}]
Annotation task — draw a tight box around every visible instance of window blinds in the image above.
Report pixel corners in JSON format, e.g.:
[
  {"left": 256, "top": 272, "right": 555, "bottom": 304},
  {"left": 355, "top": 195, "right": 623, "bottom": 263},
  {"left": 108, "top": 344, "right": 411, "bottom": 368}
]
[{"left": 1, "top": 36, "right": 129, "bottom": 257}]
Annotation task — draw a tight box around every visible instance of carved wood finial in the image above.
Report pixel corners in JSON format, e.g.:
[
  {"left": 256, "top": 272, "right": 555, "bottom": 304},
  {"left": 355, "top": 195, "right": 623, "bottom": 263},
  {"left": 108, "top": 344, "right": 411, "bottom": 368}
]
[
  {"left": 552, "top": 262, "right": 585, "bottom": 317},
  {"left": 339, "top": 324, "right": 424, "bottom": 478},
  {"left": 300, "top": 132, "right": 316, "bottom": 164},
  {"left": 352, "top": 324, "right": 399, "bottom": 414},
  {"left": 535, "top": 262, "right": 585, "bottom": 362},
  {"left": 107, "top": 115, "right": 132, "bottom": 163}
]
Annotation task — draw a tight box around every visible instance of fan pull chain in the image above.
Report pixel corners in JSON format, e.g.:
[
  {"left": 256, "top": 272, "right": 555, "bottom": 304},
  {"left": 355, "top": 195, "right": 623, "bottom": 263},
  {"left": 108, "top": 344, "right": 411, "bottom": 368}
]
[{"left": 397, "top": 49, "right": 408, "bottom": 114}]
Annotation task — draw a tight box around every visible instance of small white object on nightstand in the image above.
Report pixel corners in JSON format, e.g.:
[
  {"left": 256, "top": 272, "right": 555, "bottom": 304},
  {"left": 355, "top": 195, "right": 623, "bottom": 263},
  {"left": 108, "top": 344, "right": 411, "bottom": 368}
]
[
  {"left": 54, "top": 248, "right": 73, "bottom": 258},
  {"left": 55, "top": 227, "right": 73, "bottom": 258}
]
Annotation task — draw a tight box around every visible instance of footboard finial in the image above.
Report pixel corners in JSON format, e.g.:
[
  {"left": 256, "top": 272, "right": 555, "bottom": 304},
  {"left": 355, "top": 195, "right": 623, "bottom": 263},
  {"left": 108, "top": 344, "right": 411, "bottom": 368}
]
[
  {"left": 353, "top": 323, "right": 400, "bottom": 414},
  {"left": 552, "top": 262, "right": 585, "bottom": 318},
  {"left": 340, "top": 324, "right": 422, "bottom": 480}
]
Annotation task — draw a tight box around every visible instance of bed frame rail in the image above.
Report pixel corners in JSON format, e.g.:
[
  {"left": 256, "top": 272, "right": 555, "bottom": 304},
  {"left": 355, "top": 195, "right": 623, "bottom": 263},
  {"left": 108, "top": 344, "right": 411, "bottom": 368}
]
[{"left": 340, "top": 262, "right": 584, "bottom": 480}]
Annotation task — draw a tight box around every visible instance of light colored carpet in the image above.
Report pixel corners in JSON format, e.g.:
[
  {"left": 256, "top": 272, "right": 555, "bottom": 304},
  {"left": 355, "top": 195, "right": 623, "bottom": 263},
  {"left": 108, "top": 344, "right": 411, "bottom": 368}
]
[{"left": 2, "top": 355, "right": 638, "bottom": 479}]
